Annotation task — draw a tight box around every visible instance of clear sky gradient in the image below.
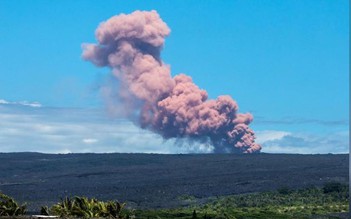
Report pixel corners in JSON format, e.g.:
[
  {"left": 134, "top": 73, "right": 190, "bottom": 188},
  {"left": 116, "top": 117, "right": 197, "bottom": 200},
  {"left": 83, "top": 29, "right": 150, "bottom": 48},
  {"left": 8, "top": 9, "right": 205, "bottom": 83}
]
[{"left": 0, "top": 0, "right": 349, "bottom": 154}]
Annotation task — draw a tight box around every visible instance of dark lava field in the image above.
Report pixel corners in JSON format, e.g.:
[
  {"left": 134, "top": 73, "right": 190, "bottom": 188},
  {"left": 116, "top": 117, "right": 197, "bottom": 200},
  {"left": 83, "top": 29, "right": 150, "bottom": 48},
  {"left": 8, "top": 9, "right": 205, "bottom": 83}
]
[{"left": 0, "top": 153, "right": 348, "bottom": 212}]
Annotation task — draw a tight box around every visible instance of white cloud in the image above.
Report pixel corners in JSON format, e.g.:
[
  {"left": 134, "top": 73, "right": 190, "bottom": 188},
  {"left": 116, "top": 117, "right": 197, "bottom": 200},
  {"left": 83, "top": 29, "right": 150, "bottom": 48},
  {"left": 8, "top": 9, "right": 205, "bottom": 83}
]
[
  {"left": 18, "top": 101, "right": 42, "bottom": 108},
  {"left": 0, "top": 99, "right": 9, "bottom": 104},
  {"left": 0, "top": 104, "right": 348, "bottom": 154},
  {"left": 0, "top": 99, "right": 42, "bottom": 107},
  {"left": 259, "top": 130, "right": 349, "bottom": 154},
  {"left": 82, "top": 138, "right": 98, "bottom": 144},
  {"left": 0, "top": 104, "right": 202, "bottom": 154},
  {"left": 255, "top": 130, "right": 291, "bottom": 144}
]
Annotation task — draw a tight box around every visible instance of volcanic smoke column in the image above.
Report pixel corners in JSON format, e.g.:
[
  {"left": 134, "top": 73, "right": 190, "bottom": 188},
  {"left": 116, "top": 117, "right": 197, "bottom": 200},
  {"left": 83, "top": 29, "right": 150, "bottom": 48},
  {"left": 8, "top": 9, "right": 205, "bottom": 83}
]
[{"left": 82, "top": 10, "right": 261, "bottom": 153}]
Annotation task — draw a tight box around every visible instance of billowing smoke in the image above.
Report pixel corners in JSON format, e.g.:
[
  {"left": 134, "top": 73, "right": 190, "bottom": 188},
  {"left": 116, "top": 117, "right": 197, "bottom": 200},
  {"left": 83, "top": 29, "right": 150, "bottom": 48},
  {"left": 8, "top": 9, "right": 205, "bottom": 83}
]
[{"left": 82, "top": 10, "right": 261, "bottom": 153}]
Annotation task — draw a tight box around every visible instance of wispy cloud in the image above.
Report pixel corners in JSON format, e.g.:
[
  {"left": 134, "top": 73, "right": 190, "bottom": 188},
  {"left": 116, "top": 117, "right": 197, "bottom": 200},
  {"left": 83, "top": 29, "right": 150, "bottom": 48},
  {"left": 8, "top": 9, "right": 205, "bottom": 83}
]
[
  {"left": 255, "top": 116, "right": 348, "bottom": 126},
  {"left": 0, "top": 99, "right": 42, "bottom": 108},
  {"left": 255, "top": 130, "right": 291, "bottom": 143},
  {"left": 0, "top": 104, "right": 213, "bottom": 154},
  {"left": 82, "top": 138, "right": 99, "bottom": 144},
  {"left": 0, "top": 103, "right": 348, "bottom": 154},
  {"left": 256, "top": 130, "right": 349, "bottom": 154}
]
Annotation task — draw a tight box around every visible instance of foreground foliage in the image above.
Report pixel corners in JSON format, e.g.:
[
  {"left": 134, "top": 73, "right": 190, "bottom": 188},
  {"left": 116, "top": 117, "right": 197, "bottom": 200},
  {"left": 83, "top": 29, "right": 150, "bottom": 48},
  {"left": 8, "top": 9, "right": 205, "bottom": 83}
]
[
  {"left": 42, "top": 196, "right": 130, "bottom": 218},
  {"left": 0, "top": 192, "right": 26, "bottom": 216},
  {"left": 1, "top": 182, "right": 348, "bottom": 218}
]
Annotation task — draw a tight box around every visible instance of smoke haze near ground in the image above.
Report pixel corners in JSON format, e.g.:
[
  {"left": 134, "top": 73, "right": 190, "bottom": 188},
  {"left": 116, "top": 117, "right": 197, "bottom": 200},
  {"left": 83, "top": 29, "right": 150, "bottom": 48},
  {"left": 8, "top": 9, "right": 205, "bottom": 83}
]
[{"left": 82, "top": 10, "right": 261, "bottom": 153}]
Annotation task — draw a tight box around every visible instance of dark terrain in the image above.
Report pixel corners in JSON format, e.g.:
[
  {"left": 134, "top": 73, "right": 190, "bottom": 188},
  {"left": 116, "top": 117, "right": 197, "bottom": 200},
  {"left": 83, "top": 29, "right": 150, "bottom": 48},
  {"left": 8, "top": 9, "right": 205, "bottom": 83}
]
[{"left": 0, "top": 153, "right": 348, "bottom": 213}]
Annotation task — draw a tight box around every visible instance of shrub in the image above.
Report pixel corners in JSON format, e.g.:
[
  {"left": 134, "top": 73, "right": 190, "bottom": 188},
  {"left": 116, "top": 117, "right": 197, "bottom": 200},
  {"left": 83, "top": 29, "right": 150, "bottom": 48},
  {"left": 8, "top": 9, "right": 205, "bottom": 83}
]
[
  {"left": 277, "top": 187, "right": 293, "bottom": 195},
  {"left": 44, "top": 196, "right": 129, "bottom": 218},
  {"left": 192, "top": 210, "right": 198, "bottom": 219},
  {"left": 322, "top": 182, "right": 346, "bottom": 194},
  {"left": 0, "top": 192, "right": 26, "bottom": 216}
]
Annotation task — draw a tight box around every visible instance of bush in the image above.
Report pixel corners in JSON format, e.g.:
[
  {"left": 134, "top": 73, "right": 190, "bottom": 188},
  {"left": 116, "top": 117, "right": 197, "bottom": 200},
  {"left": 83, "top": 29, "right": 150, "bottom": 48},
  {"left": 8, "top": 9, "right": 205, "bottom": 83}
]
[
  {"left": 277, "top": 187, "right": 293, "bottom": 195},
  {"left": 192, "top": 210, "right": 198, "bottom": 219},
  {"left": 0, "top": 192, "right": 26, "bottom": 216},
  {"left": 322, "top": 182, "right": 346, "bottom": 194},
  {"left": 44, "top": 196, "right": 130, "bottom": 218}
]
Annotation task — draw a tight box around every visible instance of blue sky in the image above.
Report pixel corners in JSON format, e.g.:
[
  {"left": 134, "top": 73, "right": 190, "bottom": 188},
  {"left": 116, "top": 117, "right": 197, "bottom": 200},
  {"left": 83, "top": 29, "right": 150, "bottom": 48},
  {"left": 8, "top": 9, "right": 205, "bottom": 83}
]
[{"left": 0, "top": 0, "right": 349, "bottom": 154}]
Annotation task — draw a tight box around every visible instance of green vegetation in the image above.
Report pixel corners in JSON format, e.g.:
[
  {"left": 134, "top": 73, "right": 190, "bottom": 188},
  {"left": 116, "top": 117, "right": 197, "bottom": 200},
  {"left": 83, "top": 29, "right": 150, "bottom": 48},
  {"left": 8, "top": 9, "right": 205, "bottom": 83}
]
[
  {"left": 41, "top": 196, "right": 131, "bottom": 218},
  {"left": 0, "top": 182, "right": 349, "bottom": 218},
  {"left": 0, "top": 192, "right": 26, "bottom": 216},
  {"left": 323, "top": 182, "right": 347, "bottom": 194},
  {"left": 133, "top": 183, "right": 349, "bottom": 219}
]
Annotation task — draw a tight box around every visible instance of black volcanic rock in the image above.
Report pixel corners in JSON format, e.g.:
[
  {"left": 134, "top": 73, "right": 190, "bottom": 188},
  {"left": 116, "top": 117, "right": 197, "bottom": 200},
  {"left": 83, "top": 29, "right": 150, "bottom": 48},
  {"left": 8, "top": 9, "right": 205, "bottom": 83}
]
[{"left": 0, "top": 153, "right": 348, "bottom": 212}]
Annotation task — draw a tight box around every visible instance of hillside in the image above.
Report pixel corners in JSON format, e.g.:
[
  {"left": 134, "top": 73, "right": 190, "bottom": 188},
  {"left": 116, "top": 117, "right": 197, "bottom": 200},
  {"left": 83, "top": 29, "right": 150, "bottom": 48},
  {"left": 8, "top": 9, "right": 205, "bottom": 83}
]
[{"left": 0, "top": 153, "right": 348, "bottom": 213}]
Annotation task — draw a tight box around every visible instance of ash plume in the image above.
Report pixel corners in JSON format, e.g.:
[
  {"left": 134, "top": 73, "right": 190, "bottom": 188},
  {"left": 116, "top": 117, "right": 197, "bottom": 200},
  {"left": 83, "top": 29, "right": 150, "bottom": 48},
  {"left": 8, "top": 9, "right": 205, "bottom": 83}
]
[{"left": 82, "top": 10, "right": 261, "bottom": 153}]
